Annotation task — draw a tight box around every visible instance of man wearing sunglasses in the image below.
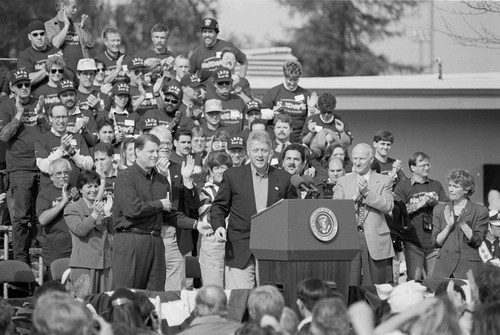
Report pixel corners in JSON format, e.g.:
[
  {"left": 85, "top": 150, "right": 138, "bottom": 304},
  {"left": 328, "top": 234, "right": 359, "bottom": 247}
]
[
  {"left": 76, "top": 58, "right": 111, "bottom": 121},
  {"left": 17, "top": 20, "right": 63, "bottom": 88},
  {"left": 127, "top": 57, "right": 157, "bottom": 117},
  {"left": 0, "top": 70, "right": 44, "bottom": 264}
]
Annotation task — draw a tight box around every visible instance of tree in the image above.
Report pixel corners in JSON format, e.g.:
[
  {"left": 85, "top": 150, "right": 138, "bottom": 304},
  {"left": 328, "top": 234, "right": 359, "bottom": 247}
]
[{"left": 277, "top": 0, "right": 420, "bottom": 76}]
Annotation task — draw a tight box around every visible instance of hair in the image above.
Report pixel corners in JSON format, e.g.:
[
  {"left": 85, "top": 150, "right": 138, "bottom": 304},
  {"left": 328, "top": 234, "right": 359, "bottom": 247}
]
[
  {"left": 250, "top": 119, "right": 267, "bottom": 131},
  {"left": 103, "top": 27, "right": 121, "bottom": 39},
  {"left": 76, "top": 170, "right": 101, "bottom": 190},
  {"left": 352, "top": 143, "right": 374, "bottom": 159},
  {"left": 135, "top": 133, "right": 160, "bottom": 151},
  {"left": 54, "top": 0, "right": 72, "bottom": 11},
  {"left": 283, "top": 60, "right": 302, "bottom": 78},
  {"left": 191, "top": 126, "right": 206, "bottom": 139},
  {"left": 235, "top": 323, "right": 281, "bottom": 335},
  {"left": 328, "top": 156, "right": 346, "bottom": 170},
  {"left": 97, "top": 117, "right": 115, "bottom": 133},
  {"left": 321, "top": 143, "right": 350, "bottom": 168},
  {"left": 33, "top": 291, "right": 92, "bottom": 335},
  {"left": 475, "top": 263, "right": 500, "bottom": 304},
  {"left": 45, "top": 55, "right": 66, "bottom": 72},
  {"left": 408, "top": 151, "right": 430, "bottom": 169},
  {"left": 471, "top": 300, "right": 500, "bottom": 335},
  {"left": 135, "top": 292, "right": 155, "bottom": 328},
  {"left": 33, "top": 280, "right": 68, "bottom": 301},
  {"left": 213, "top": 130, "right": 231, "bottom": 143},
  {"left": 310, "top": 128, "right": 337, "bottom": 160},
  {"left": 48, "top": 103, "right": 68, "bottom": 117},
  {"left": 94, "top": 58, "right": 105, "bottom": 69},
  {"left": 93, "top": 142, "right": 114, "bottom": 158},
  {"left": 282, "top": 143, "right": 306, "bottom": 164},
  {"left": 207, "top": 151, "right": 233, "bottom": 171},
  {"left": 373, "top": 130, "right": 395, "bottom": 144},
  {"left": 194, "top": 285, "right": 228, "bottom": 317},
  {"left": 111, "top": 90, "right": 132, "bottom": 111},
  {"left": 434, "top": 281, "right": 466, "bottom": 301},
  {"left": 0, "top": 299, "right": 14, "bottom": 335},
  {"left": 174, "top": 127, "right": 192, "bottom": 141},
  {"left": 409, "top": 296, "right": 462, "bottom": 335},
  {"left": 220, "top": 47, "right": 237, "bottom": 60},
  {"left": 247, "top": 131, "right": 272, "bottom": 150},
  {"left": 273, "top": 113, "right": 293, "bottom": 127},
  {"left": 318, "top": 93, "right": 337, "bottom": 113},
  {"left": 297, "top": 278, "right": 332, "bottom": 312},
  {"left": 447, "top": 169, "right": 476, "bottom": 197},
  {"left": 107, "top": 288, "right": 143, "bottom": 334},
  {"left": 280, "top": 307, "right": 299, "bottom": 335},
  {"left": 248, "top": 285, "right": 285, "bottom": 324},
  {"left": 48, "top": 158, "right": 72, "bottom": 175},
  {"left": 151, "top": 23, "right": 169, "bottom": 36},
  {"left": 119, "top": 137, "right": 135, "bottom": 168},
  {"left": 175, "top": 53, "right": 190, "bottom": 64},
  {"left": 311, "top": 298, "right": 349, "bottom": 335}
]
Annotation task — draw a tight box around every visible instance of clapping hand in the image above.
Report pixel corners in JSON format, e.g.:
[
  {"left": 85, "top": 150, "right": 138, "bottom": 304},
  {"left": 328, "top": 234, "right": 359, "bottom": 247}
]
[
  {"left": 444, "top": 205, "right": 455, "bottom": 227},
  {"left": 80, "top": 14, "right": 88, "bottom": 29},
  {"left": 92, "top": 200, "right": 105, "bottom": 217},
  {"left": 103, "top": 195, "right": 113, "bottom": 217},
  {"left": 60, "top": 133, "right": 73, "bottom": 152},
  {"left": 307, "top": 91, "right": 318, "bottom": 110},
  {"left": 61, "top": 183, "right": 69, "bottom": 204},
  {"left": 181, "top": 155, "right": 195, "bottom": 180}
]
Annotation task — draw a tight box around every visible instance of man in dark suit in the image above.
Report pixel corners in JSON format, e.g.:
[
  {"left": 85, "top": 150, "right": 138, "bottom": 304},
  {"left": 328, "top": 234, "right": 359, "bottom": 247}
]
[
  {"left": 333, "top": 143, "right": 395, "bottom": 286},
  {"left": 210, "top": 131, "right": 297, "bottom": 289},
  {"left": 149, "top": 126, "right": 199, "bottom": 290}
]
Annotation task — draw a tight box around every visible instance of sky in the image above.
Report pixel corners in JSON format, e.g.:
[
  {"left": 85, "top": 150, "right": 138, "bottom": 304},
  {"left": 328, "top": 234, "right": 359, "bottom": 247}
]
[{"left": 218, "top": 0, "right": 500, "bottom": 74}]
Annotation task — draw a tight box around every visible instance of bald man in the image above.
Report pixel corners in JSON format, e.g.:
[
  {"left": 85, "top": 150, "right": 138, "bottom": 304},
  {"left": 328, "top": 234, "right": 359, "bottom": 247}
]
[
  {"left": 333, "top": 143, "right": 394, "bottom": 286},
  {"left": 179, "top": 285, "right": 240, "bottom": 335}
]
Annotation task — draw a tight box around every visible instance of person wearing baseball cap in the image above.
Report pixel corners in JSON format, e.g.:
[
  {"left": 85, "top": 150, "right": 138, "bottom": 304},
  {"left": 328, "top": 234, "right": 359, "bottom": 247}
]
[
  {"left": 102, "top": 82, "right": 140, "bottom": 141},
  {"left": 76, "top": 58, "right": 111, "bottom": 121},
  {"left": 236, "top": 100, "right": 263, "bottom": 142},
  {"left": 126, "top": 57, "right": 158, "bottom": 117},
  {"left": 200, "top": 99, "right": 230, "bottom": 139},
  {"left": 0, "top": 69, "right": 43, "bottom": 264},
  {"left": 227, "top": 135, "right": 247, "bottom": 167},
  {"left": 138, "top": 83, "right": 195, "bottom": 133},
  {"left": 18, "top": 20, "right": 63, "bottom": 87},
  {"left": 179, "top": 73, "right": 205, "bottom": 121},
  {"left": 189, "top": 18, "right": 248, "bottom": 79}
]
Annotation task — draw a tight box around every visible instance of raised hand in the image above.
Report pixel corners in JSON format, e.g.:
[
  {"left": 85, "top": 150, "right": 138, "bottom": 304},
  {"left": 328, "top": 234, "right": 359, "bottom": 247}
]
[
  {"left": 60, "top": 133, "right": 73, "bottom": 151},
  {"left": 307, "top": 91, "right": 318, "bottom": 109},
  {"left": 15, "top": 95, "right": 24, "bottom": 118},
  {"left": 87, "top": 94, "right": 100, "bottom": 108},
  {"left": 156, "top": 157, "right": 170, "bottom": 176},
  {"left": 61, "top": 183, "right": 69, "bottom": 204},
  {"left": 444, "top": 204, "right": 455, "bottom": 227},
  {"left": 103, "top": 195, "right": 113, "bottom": 216},
  {"left": 92, "top": 200, "right": 105, "bottom": 217},
  {"left": 181, "top": 155, "right": 195, "bottom": 180},
  {"left": 80, "top": 14, "right": 88, "bottom": 29}
]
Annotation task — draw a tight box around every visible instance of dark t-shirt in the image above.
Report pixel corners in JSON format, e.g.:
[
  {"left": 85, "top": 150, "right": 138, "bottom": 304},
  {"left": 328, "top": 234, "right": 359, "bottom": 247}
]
[
  {"left": 17, "top": 45, "right": 62, "bottom": 90},
  {"left": 33, "top": 84, "right": 60, "bottom": 114},
  {"left": 36, "top": 183, "right": 73, "bottom": 266},
  {"left": 76, "top": 89, "right": 111, "bottom": 119},
  {"left": 205, "top": 91, "right": 245, "bottom": 135},
  {"left": 261, "top": 83, "right": 310, "bottom": 142},
  {"left": 138, "top": 108, "right": 195, "bottom": 132},
  {"left": 189, "top": 39, "right": 247, "bottom": 77},
  {"left": 129, "top": 85, "right": 158, "bottom": 117}
]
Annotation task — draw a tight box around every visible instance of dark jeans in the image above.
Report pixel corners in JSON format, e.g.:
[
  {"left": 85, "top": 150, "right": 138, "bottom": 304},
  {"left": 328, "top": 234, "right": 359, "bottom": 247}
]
[{"left": 7, "top": 170, "right": 39, "bottom": 264}]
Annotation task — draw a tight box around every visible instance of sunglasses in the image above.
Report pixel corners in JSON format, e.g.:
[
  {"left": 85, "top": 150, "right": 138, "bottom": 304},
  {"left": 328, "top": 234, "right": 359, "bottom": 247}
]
[
  {"left": 217, "top": 81, "right": 231, "bottom": 86},
  {"left": 31, "top": 32, "right": 46, "bottom": 37},
  {"left": 164, "top": 98, "right": 179, "bottom": 104},
  {"left": 50, "top": 69, "right": 64, "bottom": 74},
  {"left": 134, "top": 70, "right": 145, "bottom": 75},
  {"left": 96, "top": 68, "right": 106, "bottom": 72},
  {"left": 16, "top": 82, "right": 31, "bottom": 89}
]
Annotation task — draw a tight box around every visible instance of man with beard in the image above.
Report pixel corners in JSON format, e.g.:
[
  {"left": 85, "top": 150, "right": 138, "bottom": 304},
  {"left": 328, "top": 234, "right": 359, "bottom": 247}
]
[
  {"left": 0, "top": 70, "right": 44, "bottom": 264},
  {"left": 57, "top": 79, "right": 96, "bottom": 146},
  {"left": 270, "top": 113, "right": 292, "bottom": 167},
  {"left": 76, "top": 59, "right": 111, "bottom": 120},
  {"left": 302, "top": 92, "right": 352, "bottom": 148},
  {"left": 45, "top": 0, "right": 94, "bottom": 73},
  {"left": 140, "top": 84, "right": 195, "bottom": 132},
  {"left": 94, "top": 27, "right": 130, "bottom": 85},
  {"left": 206, "top": 67, "right": 245, "bottom": 135},
  {"left": 189, "top": 18, "right": 248, "bottom": 78},
  {"left": 179, "top": 73, "right": 205, "bottom": 123},
  {"left": 17, "top": 21, "right": 64, "bottom": 87},
  {"left": 35, "top": 103, "right": 93, "bottom": 188}
]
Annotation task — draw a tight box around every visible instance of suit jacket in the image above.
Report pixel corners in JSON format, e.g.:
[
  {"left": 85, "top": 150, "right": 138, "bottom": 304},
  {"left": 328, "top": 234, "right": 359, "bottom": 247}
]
[
  {"left": 169, "top": 162, "right": 199, "bottom": 255},
  {"left": 210, "top": 164, "right": 297, "bottom": 268},
  {"left": 432, "top": 200, "right": 489, "bottom": 279},
  {"left": 333, "top": 171, "right": 395, "bottom": 260}
]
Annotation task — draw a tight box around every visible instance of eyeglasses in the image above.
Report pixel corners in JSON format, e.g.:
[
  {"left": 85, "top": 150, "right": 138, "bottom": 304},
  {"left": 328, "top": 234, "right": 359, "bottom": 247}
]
[
  {"left": 160, "top": 142, "right": 173, "bottom": 149},
  {"left": 96, "top": 68, "right": 106, "bottom": 72},
  {"left": 53, "top": 171, "right": 70, "bottom": 177},
  {"left": 164, "top": 98, "right": 179, "bottom": 104},
  {"left": 134, "top": 70, "right": 145, "bottom": 76},
  {"left": 31, "top": 32, "right": 46, "bottom": 37},
  {"left": 416, "top": 164, "right": 431, "bottom": 168},
  {"left": 52, "top": 115, "right": 68, "bottom": 120},
  {"left": 217, "top": 81, "right": 231, "bottom": 86},
  {"left": 50, "top": 69, "right": 64, "bottom": 74},
  {"left": 16, "top": 82, "right": 31, "bottom": 89}
]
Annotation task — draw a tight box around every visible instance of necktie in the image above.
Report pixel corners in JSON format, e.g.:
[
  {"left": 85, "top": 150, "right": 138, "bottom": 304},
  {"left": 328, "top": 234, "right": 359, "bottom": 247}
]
[
  {"left": 356, "top": 199, "right": 366, "bottom": 227},
  {"left": 494, "top": 238, "right": 500, "bottom": 258}
]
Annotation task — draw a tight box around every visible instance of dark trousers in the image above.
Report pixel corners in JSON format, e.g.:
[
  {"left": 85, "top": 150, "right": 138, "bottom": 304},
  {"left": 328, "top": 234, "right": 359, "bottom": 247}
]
[
  {"left": 112, "top": 232, "right": 166, "bottom": 291},
  {"left": 7, "top": 170, "right": 38, "bottom": 264}
]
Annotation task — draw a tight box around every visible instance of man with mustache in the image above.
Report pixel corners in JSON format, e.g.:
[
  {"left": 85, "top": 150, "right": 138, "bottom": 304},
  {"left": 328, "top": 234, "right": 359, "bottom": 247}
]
[{"left": 270, "top": 113, "right": 292, "bottom": 167}]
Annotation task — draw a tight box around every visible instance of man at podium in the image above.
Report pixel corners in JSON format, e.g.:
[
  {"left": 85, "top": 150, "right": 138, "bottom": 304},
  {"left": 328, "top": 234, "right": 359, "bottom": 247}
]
[
  {"left": 333, "top": 143, "right": 394, "bottom": 286},
  {"left": 210, "top": 131, "right": 297, "bottom": 289}
]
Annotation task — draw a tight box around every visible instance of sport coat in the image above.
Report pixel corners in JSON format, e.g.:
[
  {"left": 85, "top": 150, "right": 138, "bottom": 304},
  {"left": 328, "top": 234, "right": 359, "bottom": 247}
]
[
  {"left": 333, "top": 171, "right": 395, "bottom": 260},
  {"left": 210, "top": 164, "right": 297, "bottom": 268}
]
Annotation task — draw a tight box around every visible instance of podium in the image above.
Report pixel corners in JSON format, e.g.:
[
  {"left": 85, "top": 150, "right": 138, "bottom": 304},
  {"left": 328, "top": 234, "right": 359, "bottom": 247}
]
[{"left": 250, "top": 199, "right": 359, "bottom": 307}]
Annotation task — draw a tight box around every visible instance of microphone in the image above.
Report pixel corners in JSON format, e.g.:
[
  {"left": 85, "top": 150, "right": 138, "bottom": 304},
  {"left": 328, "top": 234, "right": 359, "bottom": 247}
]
[
  {"left": 291, "top": 175, "right": 311, "bottom": 192},
  {"left": 302, "top": 175, "right": 319, "bottom": 193}
]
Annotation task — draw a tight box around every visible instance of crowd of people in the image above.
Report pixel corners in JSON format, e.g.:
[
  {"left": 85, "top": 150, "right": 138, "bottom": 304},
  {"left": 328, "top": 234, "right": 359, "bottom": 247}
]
[{"left": 1, "top": 0, "right": 500, "bottom": 334}]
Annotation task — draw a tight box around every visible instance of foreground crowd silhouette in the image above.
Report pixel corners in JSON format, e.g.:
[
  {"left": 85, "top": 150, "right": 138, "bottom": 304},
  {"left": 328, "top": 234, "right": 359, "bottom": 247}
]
[{"left": 1, "top": 0, "right": 500, "bottom": 334}]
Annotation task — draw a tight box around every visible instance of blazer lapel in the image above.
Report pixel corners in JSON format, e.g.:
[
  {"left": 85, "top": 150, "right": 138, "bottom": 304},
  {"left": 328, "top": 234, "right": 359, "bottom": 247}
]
[
  {"left": 267, "top": 167, "right": 279, "bottom": 207},
  {"left": 244, "top": 165, "right": 258, "bottom": 214}
]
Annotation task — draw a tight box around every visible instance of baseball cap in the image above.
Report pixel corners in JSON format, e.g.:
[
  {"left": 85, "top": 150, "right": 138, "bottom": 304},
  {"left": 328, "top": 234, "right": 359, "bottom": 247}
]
[
  {"left": 57, "top": 80, "right": 76, "bottom": 95},
  {"left": 127, "top": 57, "right": 145, "bottom": 71},
  {"left": 245, "top": 100, "right": 261, "bottom": 114},
  {"left": 28, "top": 20, "right": 45, "bottom": 33},
  {"left": 228, "top": 136, "right": 246, "bottom": 150},
  {"left": 213, "top": 67, "right": 232, "bottom": 83},
  {"left": 180, "top": 73, "right": 202, "bottom": 88},
  {"left": 10, "top": 70, "right": 30, "bottom": 86},
  {"left": 204, "top": 99, "right": 223, "bottom": 113},
  {"left": 162, "top": 84, "right": 183, "bottom": 100},
  {"left": 77, "top": 58, "right": 97, "bottom": 71},
  {"left": 490, "top": 210, "right": 500, "bottom": 226},
  {"left": 201, "top": 18, "right": 219, "bottom": 33},
  {"left": 111, "top": 82, "right": 130, "bottom": 95}
]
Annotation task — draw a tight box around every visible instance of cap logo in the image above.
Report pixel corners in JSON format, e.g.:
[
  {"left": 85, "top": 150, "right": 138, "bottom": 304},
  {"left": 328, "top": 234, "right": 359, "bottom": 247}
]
[
  {"left": 231, "top": 137, "right": 243, "bottom": 146},
  {"left": 167, "top": 86, "right": 181, "bottom": 95},
  {"left": 117, "top": 83, "right": 128, "bottom": 91},
  {"left": 61, "top": 80, "right": 73, "bottom": 89},
  {"left": 14, "top": 70, "right": 28, "bottom": 80},
  {"left": 190, "top": 75, "right": 200, "bottom": 83},
  {"left": 132, "top": 58, "right": 144, "bottom": 66},
  {"left": 217, "top": 69, "right": 230, "bottom": 78},
  {"left": 204, "top": 19, "right": 211, "bottom": 27}
]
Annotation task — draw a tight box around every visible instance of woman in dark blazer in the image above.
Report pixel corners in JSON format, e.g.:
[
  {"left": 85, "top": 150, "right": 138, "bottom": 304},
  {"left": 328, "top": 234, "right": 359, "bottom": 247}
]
[
  {"left": 64, "top": 170, "right": 113, "bottom": 296},
  {"left": 432, "top": 169, "right": 488, "bottom": 279}
]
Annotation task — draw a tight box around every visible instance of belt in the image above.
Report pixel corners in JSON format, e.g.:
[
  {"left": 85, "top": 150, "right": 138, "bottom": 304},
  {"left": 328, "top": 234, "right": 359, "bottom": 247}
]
[
  {"left": 357, "top": 225, "right": 364, "bottom": 232},
  {"left": 118, "top": 228, "right": 161, "bottom": 237}
]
